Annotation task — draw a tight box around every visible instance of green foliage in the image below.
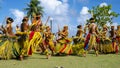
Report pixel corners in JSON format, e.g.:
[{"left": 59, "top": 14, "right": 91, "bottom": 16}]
[
  {"left": 88, "top": 5, "right": 119, "bottom": 28},
  {"left": 24, "top": 0, "right": 44, "bottom": 21}
]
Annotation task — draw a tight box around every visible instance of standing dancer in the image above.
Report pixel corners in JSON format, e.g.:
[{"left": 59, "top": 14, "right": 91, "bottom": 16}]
[
  {"left": 44, "top": 26, "right": 55, "bottom": 53},
  {"left": 56, "top": 26, "right": 72, "bottom": 55},
  {"left": 72, "top": 25, "right": 85, "bottom": 56},
  {"left": 84, "top": 18, "right": 98, "bottom": 56},
  {"left": 15, "top": 25, "right": 20, "bottom": 33},
  {"left": 100, "top": 25, "right": 112, "bottom": 54},
  {"left": 109, "top": 26, "right": 116, "bottom": 53},
  {"left": 115, "top": 25, "right": 120, "bottom": 54},
  {"left": 18, "top": 16, "right": 29, "bottom": 60},
  {"left": 0, "top": 17, "right": 15, "bottom": 59},
  {"left": 28, "top": 24, "right": 42, "bottom": 56},
  {"left": 5, "top": 17, "right": 15, "bottom": 36},
  {"left": 43, "top": 26, "right": 55, "bottom": 58}
]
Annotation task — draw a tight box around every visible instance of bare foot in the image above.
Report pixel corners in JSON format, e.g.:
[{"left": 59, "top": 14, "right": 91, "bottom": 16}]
[
  {"left": 46, "top": 54, "right": 51, "bottom": 59},
  {"left": 96, "top": 51, "right": 98, "bottom": 57},
  {"left": 82, "top": 52, "right": 86, "bottom": 57},
  {"left": 20, "top": 55, "right": 23, "bottom": 61}
]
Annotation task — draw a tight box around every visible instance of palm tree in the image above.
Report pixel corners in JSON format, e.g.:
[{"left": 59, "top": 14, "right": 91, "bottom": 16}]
[{"left": 24, "top": 0, "right": 44, "bottom": 21}]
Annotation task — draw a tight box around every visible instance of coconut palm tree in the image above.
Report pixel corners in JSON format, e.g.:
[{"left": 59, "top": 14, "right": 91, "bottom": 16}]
[{"left": 24, "top": 0, "right": 44, "bottom": 21}]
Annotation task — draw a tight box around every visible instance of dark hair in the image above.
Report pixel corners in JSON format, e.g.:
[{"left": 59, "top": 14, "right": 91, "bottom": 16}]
[
  {"left": 21, "top": 22, "right": 25, "bottom": 32},
  {"left": 22, "top": 19, "right": 26, "bottom": 22},
  {"left": 89, "top": 18, "right": 94, "bottom": 21},
  {"left": 77, "top": 25, "right": 82, "bottom": 29},
  {"left": 16, "top": 25, "right": 19, "bottom": 27},
  {"left": 111, "top": 26, "right": 114, "bottom": 30},
  {"left": 22, "top": 16, "right": 28, "bottom": 22},
  {"left": 36, "top": 16, "right": 40, "bottom": 20},
  {"left": 36, "top": 14, "right": 41, "bottom": 20},
  {"left": 6, "top": 17, "right": 14, "bottom": 24}
]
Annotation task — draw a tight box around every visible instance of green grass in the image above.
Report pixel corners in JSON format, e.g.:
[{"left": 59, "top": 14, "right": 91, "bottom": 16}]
[{"left": 0, "top": 53, "right": 120, "bottom": 68}]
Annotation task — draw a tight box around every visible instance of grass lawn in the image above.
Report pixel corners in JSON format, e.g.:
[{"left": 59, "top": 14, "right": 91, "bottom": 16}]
[{"left": 0, "top": 53, "right": 120, "bottom": 68}]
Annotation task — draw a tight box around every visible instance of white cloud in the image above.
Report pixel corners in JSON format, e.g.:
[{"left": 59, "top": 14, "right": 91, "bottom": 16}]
[
  {"left": 39, "top": 0, "right": 69, "bottom": 17},
  {"left": 39, "top": 0, "right": 77, "bottom": 36},
  {"left": 39, "top": 0, "right": 71, "bottom": 33},
  {"left": 100, "top": 2, "right": 107, "bottom": 7},
  {"left": 80, "top": 7, "right": 89, "bottom": 15},
  {"left": 39, "top": 0, "right": 62, "bottom": 15},
  {"left": 10, "top": 9, "right": 25, "bottom": 26},
  {"left": 77, "top": 7, "right": 91, "bottom": 26}
]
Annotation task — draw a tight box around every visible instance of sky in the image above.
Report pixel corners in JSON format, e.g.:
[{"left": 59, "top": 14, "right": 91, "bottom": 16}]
[{"left": 0, "top": 0, "right": 120, "bottom": 36}]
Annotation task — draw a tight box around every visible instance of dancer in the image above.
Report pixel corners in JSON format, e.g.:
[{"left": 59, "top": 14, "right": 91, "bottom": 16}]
[
  {"left": 18, "top": 16, "right": 29, "bottom": 60},
  {"left": 99, "top": 25, "right": 112, "bottom": 54},
  {"left": 115, "top": 25, "right": 120, "bottom": 54},
  {"left": 72, "top": 25, "right": 85, "bottom": 56},
  {"left": 15, "top": 25, "right": 20, "bottom": 33},
  {"left": 56, "top": 26, "right": 72, "bottom": 55},
  {"left": 0, "top": 17, "right": 15, "bottom": 59},
  {"left": 109, "top": 26, "right": 116, "bottom": 53},
  {"left": 84, "top": 18, "right": 98, "bottom": 56}
]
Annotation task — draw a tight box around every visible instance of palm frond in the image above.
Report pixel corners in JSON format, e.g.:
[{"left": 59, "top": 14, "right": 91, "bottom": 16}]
[{"left": 23, "top": 0, "right": 44, "bottom": 21}]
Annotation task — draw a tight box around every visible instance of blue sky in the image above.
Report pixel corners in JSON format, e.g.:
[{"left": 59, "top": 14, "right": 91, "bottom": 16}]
[{"left": 0, "top": 0, "right": 120, "bottom": 36}]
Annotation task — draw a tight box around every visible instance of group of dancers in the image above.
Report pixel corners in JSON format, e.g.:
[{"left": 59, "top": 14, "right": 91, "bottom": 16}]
[{"left": 0, "top": 14, "right": 120, "bottom": 60}]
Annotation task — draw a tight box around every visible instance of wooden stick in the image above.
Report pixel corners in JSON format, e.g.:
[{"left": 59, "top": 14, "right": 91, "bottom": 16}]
[{"left": 45, "top": 16, "right": 50, "bottom": 26}]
